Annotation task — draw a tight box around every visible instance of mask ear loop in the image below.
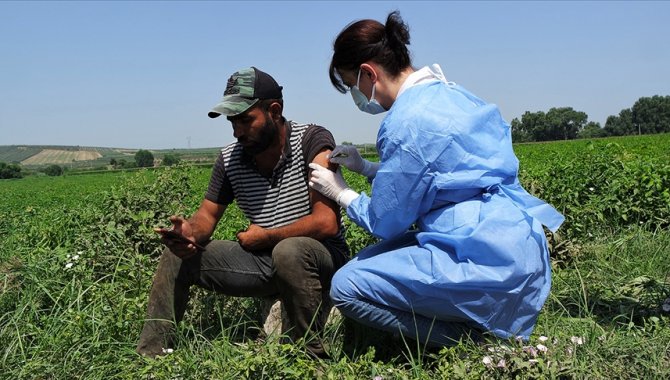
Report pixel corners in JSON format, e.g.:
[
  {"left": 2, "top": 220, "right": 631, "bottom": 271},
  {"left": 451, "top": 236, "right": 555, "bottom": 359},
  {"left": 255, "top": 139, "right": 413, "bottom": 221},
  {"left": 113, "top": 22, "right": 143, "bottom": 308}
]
[
  {"left": 356, "top": 68, "right": 375, "bottom": 101},
  {"left": 370, "top": 79, "right": 376, "bottom": 101}
]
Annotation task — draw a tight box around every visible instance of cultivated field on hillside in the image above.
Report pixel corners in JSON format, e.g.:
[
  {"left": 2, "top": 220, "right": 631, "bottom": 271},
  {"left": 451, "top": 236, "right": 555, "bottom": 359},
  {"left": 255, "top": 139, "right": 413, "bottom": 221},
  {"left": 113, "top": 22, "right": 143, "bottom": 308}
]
[{"left": 20, "top": 148, "right": 103, "bottom": 165}]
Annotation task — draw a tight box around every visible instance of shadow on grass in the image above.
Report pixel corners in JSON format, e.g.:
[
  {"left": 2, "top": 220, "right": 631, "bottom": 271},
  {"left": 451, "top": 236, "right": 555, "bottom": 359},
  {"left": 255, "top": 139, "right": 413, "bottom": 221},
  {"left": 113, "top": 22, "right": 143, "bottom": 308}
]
[
  {"left": 589, "top": 279, "right": 670, "bottom": 326},
  {"left": 339, "top": 317, "right": 406, "bottom": 361},
  {"left": 180, "top": 292, "right": 267, "bottom": 344},
  {"left": 336, "top": 317, "right": 484, "bottom": 366},
  {"left": 555, "top": 275, "right": 670, "bottom": 327}
]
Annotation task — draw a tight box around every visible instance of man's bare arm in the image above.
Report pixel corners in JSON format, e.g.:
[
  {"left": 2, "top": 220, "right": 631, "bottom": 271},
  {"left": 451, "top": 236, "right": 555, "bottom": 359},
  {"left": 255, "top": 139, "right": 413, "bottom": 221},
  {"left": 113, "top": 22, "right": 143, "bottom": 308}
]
[
  {"left": 160, "top": 199, "right": 227, "bottom": 258},
  {"left": 186, "top": 199, "right": 227, "bottom": 244},
  {"left": 236, "top": 148, "right": 341, "bottom": 251}
]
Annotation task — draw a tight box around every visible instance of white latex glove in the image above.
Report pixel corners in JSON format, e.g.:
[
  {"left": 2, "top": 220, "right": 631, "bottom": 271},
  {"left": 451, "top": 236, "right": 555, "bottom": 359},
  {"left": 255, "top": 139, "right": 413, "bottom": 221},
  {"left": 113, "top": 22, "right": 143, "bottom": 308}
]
[
  {"left": 328, "top": 145, "right": 379, "bottom": 178},
  {"left": 308, "top": 163, "right": 359, "bottom": 208}
]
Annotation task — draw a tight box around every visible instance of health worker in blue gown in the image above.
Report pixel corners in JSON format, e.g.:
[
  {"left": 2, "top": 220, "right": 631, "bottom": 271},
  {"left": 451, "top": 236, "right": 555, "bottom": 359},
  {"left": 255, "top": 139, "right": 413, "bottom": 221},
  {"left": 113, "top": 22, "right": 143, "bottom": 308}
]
[{"left": 308, "top": 11, "right": 565, "bottom": 346}]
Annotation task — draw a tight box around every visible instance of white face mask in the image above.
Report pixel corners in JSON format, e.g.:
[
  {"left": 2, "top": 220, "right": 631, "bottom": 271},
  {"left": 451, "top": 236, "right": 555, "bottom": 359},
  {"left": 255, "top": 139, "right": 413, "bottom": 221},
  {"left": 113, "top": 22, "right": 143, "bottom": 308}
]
[{"left": 350, "top": 69, "right": 386, "bottom": 115}]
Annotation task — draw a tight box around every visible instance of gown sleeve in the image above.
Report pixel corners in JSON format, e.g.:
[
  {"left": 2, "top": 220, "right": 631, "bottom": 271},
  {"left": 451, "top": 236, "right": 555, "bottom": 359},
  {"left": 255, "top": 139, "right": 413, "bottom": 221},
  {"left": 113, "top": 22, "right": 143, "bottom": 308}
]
[{"left": 346, "top": 125, "right": 437, "bottom": 240}]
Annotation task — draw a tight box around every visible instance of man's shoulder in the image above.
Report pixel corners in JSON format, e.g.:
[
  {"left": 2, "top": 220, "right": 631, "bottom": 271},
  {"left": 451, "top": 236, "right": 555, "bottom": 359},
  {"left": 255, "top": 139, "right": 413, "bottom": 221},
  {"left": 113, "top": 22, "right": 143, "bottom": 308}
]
[
  {"left": 220, "top": 141, "right": 242, "bottom": 155},
  {"left": 217, "top": 142, "right": 246, "bottom": 167},
  {"left": 288, "top": 120, "right": 331, "bottom": 134},
  {"left": 291, "top": 122, "right": 334, "bottom": 142}
]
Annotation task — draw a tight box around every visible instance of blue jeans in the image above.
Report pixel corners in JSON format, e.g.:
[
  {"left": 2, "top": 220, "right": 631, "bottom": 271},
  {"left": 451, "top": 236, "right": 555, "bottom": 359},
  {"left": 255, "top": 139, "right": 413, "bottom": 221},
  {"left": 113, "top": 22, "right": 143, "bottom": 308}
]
[{"left": 330, "top": 232, "right": 480, "bottom": 347}]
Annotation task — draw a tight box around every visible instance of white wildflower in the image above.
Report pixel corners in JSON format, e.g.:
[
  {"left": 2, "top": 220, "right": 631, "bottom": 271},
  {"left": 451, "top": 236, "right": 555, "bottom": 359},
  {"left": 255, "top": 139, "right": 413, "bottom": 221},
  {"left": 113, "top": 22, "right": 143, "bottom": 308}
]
[
  {"left": 566, "top": 347, "right": 574, "bottom": 355},
  {"left": 482, "top": 355, "right": 493, "bottom": 366},
  {"left": 72, "top": 254, "right": 80, "bottom": 261},
  {"left": 571, "top": 336, "right": 584, "bottom": 345},
  {"left": 161, "top": 348, "right": 174, "bottom": 354},
  {"left": 536, "top": 344, "right": 548, "bottom": 353},
  {"left": 497, "top": 358, "right": 506, "bottom": 368},
  {"left": 524, "top": 345, "right": 538, "bottom": 358},
  {"left": 662, "top": 298, "right": 670, "bottom": 312},
  {"left": 65, "top": 262, "right": 74, "bottom": 269},
  {"left": 373, "top": 376, "right": 383, "bottom": 380},
  {"left": 589, "top": 187, "right": 595, "bottom": 191},
  {"left": 538, "top": 335, "right": 549, "bottom": 342}
]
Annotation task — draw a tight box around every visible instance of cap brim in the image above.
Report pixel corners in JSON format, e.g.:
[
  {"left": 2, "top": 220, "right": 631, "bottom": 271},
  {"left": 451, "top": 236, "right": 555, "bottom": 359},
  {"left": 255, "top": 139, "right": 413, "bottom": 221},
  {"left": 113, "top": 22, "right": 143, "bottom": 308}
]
[{"left": 208, "top": 96, "right": 259, "bottom": 118}]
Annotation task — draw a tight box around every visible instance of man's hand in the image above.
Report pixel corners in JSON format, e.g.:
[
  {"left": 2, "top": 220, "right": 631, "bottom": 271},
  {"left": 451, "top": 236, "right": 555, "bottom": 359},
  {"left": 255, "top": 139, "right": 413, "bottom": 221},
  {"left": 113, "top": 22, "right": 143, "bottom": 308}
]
[
  {"left": 328, "top": 145, "right": 379, "bottom": 178},
  {"left": 156, "top": 216, "right": 200, "bottom": 259},
  {"left": 237, "top": 224, "right": 272, "bottom": 251},
  {"left": 308, "top": 163, "right": 359, "bottom": 208}
]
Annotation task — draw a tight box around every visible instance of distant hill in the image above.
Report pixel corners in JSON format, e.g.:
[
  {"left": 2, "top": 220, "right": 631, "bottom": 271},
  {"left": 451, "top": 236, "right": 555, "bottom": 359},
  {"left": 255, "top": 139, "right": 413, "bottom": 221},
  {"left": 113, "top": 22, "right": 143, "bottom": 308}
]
[{"left": 0, "top": 145, "right": 221, "bottom": 168}]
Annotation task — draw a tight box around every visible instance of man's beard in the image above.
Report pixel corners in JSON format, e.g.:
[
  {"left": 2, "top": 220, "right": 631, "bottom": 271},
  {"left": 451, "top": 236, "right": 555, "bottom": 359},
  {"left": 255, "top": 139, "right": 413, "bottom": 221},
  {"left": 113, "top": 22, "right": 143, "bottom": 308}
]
[{"left": 241, "top": 115, "right": 278, "bottom": 155}]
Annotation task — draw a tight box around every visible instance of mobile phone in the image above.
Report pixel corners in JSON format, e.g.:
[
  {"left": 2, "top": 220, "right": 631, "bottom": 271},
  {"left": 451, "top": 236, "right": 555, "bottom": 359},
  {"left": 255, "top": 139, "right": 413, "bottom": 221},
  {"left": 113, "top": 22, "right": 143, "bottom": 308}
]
[{"left": 154, "top": 228, "right": 205, "bottom": 250}]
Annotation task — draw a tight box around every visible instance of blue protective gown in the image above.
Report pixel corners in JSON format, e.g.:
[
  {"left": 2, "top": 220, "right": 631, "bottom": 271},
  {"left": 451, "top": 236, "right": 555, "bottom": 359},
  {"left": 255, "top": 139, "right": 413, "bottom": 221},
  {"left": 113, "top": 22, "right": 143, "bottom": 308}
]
[{"left": 343, "top": 78, "right": 564, "bottom": 339}]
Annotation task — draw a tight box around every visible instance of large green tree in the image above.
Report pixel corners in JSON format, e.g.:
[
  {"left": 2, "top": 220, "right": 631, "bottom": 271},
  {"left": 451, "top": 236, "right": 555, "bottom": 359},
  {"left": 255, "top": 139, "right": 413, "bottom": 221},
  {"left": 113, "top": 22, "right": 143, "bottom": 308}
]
[
  {"left": 511, "top": 110, "right": 546, "bottom": 142},
  {"left": 511, "top": 107, "right": 588, "bottom": 142},
  {"left": 43, "top": 164, "right": 63, "bottom": 176},
  {"left": 161, "top": 153, "right": 181, "bottom": 166},
  {"left": 0, "top": 162, "right": 23, "bottom": 179},
  {"left": 577, "top": 121, "right": 605, "bottom": 139},
  {"left": 604, "top": 108, "right": 634, "bottom": 136},
  {"left": 511, "top": 117, "right": 532, "bottom": 143},
  {"left": 135, "top": 149, "right": 154, "bottom": 168},
  {"left": 632, "top": 95, "right": 670, "bottom": 134},
  {"left": 545, "top": 107, "right": 588, "bottom": 140},
  {"left": 604, "top": 95, "right": 670, "bottom": 136}
]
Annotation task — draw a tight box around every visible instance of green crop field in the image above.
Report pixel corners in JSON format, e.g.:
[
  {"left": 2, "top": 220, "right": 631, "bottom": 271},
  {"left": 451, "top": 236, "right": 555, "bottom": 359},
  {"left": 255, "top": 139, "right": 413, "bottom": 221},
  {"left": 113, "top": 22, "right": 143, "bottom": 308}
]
[{"left": 1, "top": 135, "right": 669, "bottom": 379}]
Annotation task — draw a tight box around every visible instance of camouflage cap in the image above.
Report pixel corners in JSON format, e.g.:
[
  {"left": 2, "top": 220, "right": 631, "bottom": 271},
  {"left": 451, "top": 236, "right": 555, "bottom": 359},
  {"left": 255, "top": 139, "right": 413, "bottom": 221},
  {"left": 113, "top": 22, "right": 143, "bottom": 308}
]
[{"left": 208, "top": 67, "right": 283, "bottom": 118}]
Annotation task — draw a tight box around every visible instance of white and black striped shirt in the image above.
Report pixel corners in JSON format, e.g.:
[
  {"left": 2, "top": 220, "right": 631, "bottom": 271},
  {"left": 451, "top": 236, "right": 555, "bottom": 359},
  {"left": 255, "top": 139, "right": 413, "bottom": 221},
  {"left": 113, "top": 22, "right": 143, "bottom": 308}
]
[{"left": 206, "top": 121, "right": 348, "bottom": 262}]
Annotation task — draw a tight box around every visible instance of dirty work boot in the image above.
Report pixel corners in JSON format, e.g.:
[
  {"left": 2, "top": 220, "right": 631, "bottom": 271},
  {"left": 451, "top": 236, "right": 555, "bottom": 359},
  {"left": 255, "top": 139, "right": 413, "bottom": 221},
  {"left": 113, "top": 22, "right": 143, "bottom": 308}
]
[{"left": 136, "top": 318, "right": 175, "bottom": 358}]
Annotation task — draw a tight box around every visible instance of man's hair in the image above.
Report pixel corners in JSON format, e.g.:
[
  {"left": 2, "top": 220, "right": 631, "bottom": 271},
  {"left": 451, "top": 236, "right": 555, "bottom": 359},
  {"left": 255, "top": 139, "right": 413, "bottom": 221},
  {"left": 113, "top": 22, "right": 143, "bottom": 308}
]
[{"left": 258, "top": 98, "right": 284, "bottom": 113}]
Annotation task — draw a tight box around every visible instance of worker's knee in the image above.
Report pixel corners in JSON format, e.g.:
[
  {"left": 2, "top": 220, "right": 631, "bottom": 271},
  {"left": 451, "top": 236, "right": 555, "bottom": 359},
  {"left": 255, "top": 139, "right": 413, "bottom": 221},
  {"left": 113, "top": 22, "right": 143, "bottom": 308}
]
[
  {"left": 329, "top": 264, "right": 357, "bottom": 306},
  {"left": 272, "top": 237, "right": 311, "bottom": 270}
]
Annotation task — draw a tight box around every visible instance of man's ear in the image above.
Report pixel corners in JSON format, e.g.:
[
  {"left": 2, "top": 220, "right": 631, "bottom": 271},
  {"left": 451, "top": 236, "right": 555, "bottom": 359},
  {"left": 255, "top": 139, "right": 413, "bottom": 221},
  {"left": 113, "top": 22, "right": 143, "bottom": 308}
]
[{"left": 268, "top": 102, "right": 283, "bottom": 122}]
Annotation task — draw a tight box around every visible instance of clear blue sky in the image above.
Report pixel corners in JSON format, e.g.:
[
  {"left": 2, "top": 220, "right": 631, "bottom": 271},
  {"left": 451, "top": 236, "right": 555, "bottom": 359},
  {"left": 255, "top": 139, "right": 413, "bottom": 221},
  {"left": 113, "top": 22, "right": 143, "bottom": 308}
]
[{"left": 1, "top": 1, "right": 668, "bottom": 149}]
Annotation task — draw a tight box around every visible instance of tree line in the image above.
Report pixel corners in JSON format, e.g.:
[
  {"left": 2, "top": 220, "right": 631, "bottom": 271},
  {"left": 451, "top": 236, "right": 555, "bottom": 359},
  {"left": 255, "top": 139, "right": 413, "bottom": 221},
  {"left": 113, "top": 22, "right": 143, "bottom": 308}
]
[
  {"left": 109, "top": 150, "right": 181, "bottom": 169},
  {"left": 3, "top": 95, "right": 668, "bottom": 179},
  {"left": 511, "top": 95, "right": 670, "bottom": 142}
]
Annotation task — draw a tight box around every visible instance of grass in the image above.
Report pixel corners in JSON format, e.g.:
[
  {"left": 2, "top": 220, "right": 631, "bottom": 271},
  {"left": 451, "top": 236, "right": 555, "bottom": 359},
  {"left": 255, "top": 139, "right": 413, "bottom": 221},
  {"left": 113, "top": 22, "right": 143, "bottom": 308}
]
[{"left": 1, "top": 144, "right": 670, "bottom": 378}]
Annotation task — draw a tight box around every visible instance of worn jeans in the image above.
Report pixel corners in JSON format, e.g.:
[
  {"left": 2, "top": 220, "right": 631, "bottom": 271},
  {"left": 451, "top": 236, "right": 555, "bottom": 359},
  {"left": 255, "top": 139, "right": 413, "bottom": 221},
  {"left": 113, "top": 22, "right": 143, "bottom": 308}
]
[{"left": 137, "top": 237, "right": 337, "bottom": 357}]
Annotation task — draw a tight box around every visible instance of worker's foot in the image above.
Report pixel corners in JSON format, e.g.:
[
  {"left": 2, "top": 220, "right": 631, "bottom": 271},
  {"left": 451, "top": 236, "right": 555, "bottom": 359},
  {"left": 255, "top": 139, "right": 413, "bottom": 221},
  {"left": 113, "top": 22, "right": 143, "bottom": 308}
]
[{"left": 136, "top": 320, "right": 175, "bottom": 359}]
